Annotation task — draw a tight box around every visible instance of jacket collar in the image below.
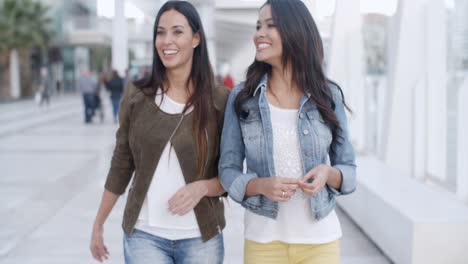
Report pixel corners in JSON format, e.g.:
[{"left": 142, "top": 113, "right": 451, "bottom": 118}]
[
  {"left": 252, "top": 74, "right": 312, "bottom": 98},
  {"left": 253, "top": 74, "right": 268, "bottom": 97}
]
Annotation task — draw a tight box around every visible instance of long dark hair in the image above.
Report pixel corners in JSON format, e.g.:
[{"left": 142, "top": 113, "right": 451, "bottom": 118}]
[
  {"left": 134, "top": 1, "right": 215, "bottom": 177},
  {"left": 235, "top": 0, "right": 351, "bottom": 148}
]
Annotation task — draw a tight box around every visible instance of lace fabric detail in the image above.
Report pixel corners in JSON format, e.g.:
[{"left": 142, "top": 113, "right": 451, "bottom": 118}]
[{"left": 271, "top": 115, "right": 308, "bottom": 201}]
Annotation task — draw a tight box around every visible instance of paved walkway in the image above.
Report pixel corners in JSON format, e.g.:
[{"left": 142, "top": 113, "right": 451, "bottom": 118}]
[{"left": 0, "top": 94, "right": 391, "bottom": 264}]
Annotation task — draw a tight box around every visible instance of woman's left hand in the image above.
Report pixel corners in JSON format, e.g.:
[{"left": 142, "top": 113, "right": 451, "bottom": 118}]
[
  {"left": 299, "top": 164, "right": 331, "bottom": 196},
  {"left": 168, "top": 181, "right": 208, "bottom": 216}
]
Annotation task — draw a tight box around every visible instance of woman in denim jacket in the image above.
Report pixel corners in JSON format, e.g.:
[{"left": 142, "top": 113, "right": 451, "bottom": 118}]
[{"left": 219, "top": 0, "right": 356, "bottom": 263}]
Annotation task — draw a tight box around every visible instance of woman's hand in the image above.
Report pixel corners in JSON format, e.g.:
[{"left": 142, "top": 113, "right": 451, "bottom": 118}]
[
  {"left": 299, "top": 164, "right": 332, "bottom": 196},
  {"left": 168, "top": 181, "right": 208, "bottom": 216},
  {"left": 255, "top": 177, "right": 299, "bottom": 202},
  {"left": 90, "top": 224, "right": 109, "bottom": 262}
]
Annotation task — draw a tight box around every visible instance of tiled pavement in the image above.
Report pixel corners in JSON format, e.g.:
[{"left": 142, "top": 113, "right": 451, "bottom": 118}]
[{"left": 0, "top": 94, "right": 391, "bottom": 264}]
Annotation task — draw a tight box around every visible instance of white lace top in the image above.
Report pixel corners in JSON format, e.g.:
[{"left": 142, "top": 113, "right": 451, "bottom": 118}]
[{"left": 244, "top": 102, "right": 342, "bottom": 244}]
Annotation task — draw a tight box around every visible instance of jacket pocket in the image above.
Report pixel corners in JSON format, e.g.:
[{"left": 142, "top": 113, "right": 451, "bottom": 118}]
[
  {"left": 239, "top": 108, "right": 264, "bottom": 163},
  {"left": 240, "top": 108, "right": 262, "bottom": 138}
]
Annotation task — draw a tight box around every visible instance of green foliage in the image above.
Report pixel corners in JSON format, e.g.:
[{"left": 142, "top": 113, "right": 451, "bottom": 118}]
[
  {"left": 0, "top": 0, "right": 54, "bottom": 53},
  {"left": 90, "top": 46, "right": 112, "bottom": 72}
]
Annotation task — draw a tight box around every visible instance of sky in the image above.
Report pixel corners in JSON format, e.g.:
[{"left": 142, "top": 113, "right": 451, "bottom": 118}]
[
  {"left": 97, "top": 0, "right": 401, "bottom": 21},
  {"left": 97, "top": 0, "right": 145, "bottom": 20}
]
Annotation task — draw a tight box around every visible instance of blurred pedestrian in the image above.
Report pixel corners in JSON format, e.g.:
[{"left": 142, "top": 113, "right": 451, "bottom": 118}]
[
  {"left": 94, "top": 72, "right": 106, "bottom": 123},
  {"left": 105, "top": 70, "right": 124, "bottom": 123},
  {"left": 123, "top": 68, "right": 132, "bottom": 89},
  {"left": 77, "top": 69, "right": 97, "bottom": 124},
  {"left": 222, "top": 73, "right": 234, "bottom": 89},
  {"left": 215, "top": 73, "right": 223, "bottom": 86},
  {"left": 38, "top": 67, "right": 52, "bottom": 107},
  {"left": 56, "top": 79, "right": 62, "bottom": 95}
]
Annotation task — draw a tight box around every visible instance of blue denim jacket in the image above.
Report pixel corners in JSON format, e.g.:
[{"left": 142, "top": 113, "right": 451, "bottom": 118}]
[{"left": 219, "top": 75, "right": 356, "bottom": 220}]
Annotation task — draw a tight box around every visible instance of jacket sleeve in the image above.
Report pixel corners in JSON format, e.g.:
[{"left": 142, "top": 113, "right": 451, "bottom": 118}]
[
  {"left": 218, "top": 85, "right": 259, "bottom": 203},
  {"left": 104, "top": 84, "right": 137, "bottom": 195},
  {"left": 212, "top": 86, "right": 230, "bottom": 175},
  {"left": 327, "top": 85, "right": 357, "bottom": 196}
]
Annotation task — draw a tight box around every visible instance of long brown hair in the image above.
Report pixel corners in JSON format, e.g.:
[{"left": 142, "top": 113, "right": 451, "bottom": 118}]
[
  {"left": 235, "top": 0, "right": 351, "bottom": 155},
  {"left": 134, "top": 1, "right": 215, "bottom": 177}
]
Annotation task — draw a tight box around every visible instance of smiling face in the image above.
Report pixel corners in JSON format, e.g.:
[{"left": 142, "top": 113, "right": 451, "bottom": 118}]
[
  {"left": 155, "top": 9, "right": 200, "bottom": 71},
  {"left": 254, "top": 4, "right": 283, "bottom": 67}
]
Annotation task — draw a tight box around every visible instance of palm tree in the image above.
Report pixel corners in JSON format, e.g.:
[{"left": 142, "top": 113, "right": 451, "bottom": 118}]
[{"left": 0, "top": 0, "right": 53, "bottom": 99}]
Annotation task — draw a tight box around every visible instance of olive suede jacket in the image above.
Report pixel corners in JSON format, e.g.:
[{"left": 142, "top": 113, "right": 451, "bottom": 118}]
[{"left": 104, "top": 83, "right": 230, "bottom": 241}]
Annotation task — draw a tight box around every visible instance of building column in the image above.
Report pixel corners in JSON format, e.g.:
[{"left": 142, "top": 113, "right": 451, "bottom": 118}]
[
  {"left": 74, "top": 47, "right": 90, "bottom": 77},
  {"left": 9, "top": 49, "right": 21, "bottom": 99},
  {"left": 112, "top": 0, "right": 128, "bottom": 76},
  {"left": 304, "top": 0, "right": 318, "bottom": 18},
  {"left": 328, "top": 0, "right": 366, "bottom": 153},
  {"left": 457, "top": 77, "right": 468, "bottom": 202},
  {"left": 383, "top": 0, "right": 447, "bottom": 179},
  {"left": 230, "top": 40, "right": 255, "bottom": 82},
  {"left": 193, "top": 0, "right": 216, "bottom": 72},
  {"left": 425, "top": 0, "right": 447, "bottom": 181}
]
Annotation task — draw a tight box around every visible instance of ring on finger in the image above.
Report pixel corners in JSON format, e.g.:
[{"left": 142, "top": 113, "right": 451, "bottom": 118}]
[{"left": 282, "top": 191, "right": 285, "bottom": 198}]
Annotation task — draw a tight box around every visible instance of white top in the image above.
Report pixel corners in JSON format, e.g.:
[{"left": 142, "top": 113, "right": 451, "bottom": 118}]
[
  {"left": 135, "top": 93, "right": 201, "bottom": 240},
  {"left": 244, "top": 102, "right": 342, "bottom": 244}
]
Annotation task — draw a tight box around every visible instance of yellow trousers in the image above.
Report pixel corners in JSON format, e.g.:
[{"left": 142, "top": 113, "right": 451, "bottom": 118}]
[{"left": 244, "top": 240, "right": 340, "bottom": 264}]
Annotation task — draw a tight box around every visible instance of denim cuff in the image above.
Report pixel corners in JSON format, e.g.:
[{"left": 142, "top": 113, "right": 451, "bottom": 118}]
[
  {"left": 330, "top": 164, "right": 356, "bottom": 196},
  {"left": 227, "top": 172, "right": 258, "bottom": 203}
]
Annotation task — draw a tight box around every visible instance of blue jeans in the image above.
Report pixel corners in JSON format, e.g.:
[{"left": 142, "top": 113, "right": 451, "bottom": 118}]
[
  {"left": 82, "top": 93, "right": 96, "bottom": 123},
  {"left": 110, "top": 96, "right": 121, "bottom": 122},
  {"left": 123, "top": 229, "right": 224, "bottom": 264}
]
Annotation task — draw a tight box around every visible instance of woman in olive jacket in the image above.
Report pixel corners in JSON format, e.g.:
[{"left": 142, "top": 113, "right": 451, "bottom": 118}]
[{"left": 90, "top": 1, "right": 229, "bottom": 263}]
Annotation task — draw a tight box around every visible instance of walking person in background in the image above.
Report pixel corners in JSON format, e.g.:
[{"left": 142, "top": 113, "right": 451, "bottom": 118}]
[
  {"left": 55, "top": 79, "right": 62, "bottom": 95},
  {"left": 219, "top": 0, "right": 356, "bottom": 263},
  {"left": 77, "top": 69, "right": 97, "bottom": 124},
  {"left": 105, "top": 70, "right": 124, "bottom": 123},
  {"left": 94, "top": 71, "right": 106, "bottom": 123},
  {"left": 123, "top": 68, "right": 132, "bottom": 89},
  {"left": 38, "top": 67, "right": 52, "bottom": 107},
  {"left": 90, "top": 1, "right": 229, "bottom": 263},
  {"left": 222, "top": 73, "right": 234, "bottom": 89}
]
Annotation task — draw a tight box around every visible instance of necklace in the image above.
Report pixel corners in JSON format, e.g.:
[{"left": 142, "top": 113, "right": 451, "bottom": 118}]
[
  {"left": 267, "top": 88, "right": 301, "bottom": 109},
  {"left": 267, "top": 89, "right": 283, "bottom": 107}
]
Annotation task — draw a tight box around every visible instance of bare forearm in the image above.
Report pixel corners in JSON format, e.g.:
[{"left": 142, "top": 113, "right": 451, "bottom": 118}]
[
  {"left": 200, "top": 177, "right": 225, "bottom": 197},
  {"left": 245, "top": 178, "right": 263, "bottom": 196},
  {"left": 326, "top": 167, "right": 343, "bottom": 190},
  {"left": 93, "top": 190, "right": 119, "bottom": 227}
]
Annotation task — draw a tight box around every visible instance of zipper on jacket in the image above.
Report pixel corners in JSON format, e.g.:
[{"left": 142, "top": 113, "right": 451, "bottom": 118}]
[
  {"left": 204, "top": 128, "right": 221, "bottom": 234},
  {"left": 201, "top": 128, "right": 209, "bottom": 178}
]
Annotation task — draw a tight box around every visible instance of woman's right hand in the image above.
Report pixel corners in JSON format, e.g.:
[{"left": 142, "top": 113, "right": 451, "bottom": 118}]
[
  {"left": 90, "top": 224, "right": 109, "bottom": 262},
  {"left": 255, "top": 177, "right": 299, "bottom": 202}
]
